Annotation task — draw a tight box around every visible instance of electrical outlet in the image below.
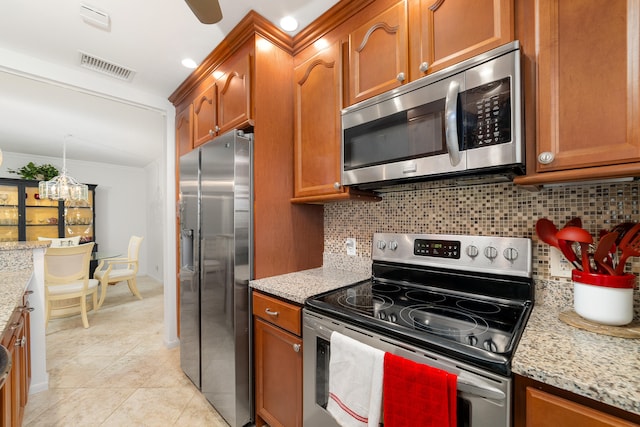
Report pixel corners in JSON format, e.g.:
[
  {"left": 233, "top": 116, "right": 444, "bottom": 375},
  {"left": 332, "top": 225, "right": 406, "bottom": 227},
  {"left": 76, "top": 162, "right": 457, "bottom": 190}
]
[
  {"left": 549, "top": 246, "right": 572, "bottom": 278},
  {"left": 345, "top": 238, "right": 356, "bottom": 256}
]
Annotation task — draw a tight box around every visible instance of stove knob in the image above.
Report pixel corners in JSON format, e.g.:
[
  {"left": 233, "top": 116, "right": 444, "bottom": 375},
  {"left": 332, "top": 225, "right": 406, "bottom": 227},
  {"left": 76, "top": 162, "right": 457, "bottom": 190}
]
[
  {"left": 377, "top": 240, "right": 386, "bottom": 250},
  {"left": 465, "top": 245, "right": 479, "bottom": 258},
  {"left": 503, "top": 247, "right": 519, "bottom": 262},
  {"left": 389, "top": 240, "right": 398, "bottom": 251},
  {"left": 466, "top": 335, "right": 478, "bottom": 346},
  {"left": 484, "top": 246, "right": 498, "bottom": 261},
  {"left": 483, "top": 339, "right": 498, "bottom": 352},
  {"left": 389, "top": 313, "right": 397, "bottom": 323},
  {"left": 379, "top": 311, "right": 387, "bottom": 320}
]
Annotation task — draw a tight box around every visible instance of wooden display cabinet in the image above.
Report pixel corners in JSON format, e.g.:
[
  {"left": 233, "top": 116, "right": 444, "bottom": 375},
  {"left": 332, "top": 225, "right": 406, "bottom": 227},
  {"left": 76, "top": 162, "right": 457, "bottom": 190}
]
[{"left": 0, "top": 178, "right": 96, "bottom": 244}]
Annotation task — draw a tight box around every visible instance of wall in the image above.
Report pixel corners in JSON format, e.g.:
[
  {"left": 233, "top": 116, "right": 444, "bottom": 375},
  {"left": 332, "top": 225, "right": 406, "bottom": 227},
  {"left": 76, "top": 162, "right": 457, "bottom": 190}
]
[
  {"left": 324, "top": 178, "right": 640, "bottom": 316},
  {"left": 0, "top": 151, "right": 157, "bottom": 277}
]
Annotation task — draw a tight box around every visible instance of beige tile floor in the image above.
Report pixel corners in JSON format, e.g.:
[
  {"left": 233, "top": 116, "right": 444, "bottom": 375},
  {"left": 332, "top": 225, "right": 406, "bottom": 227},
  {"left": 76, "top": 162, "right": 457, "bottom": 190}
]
[{"left": 23, "top": 276, "right": 230, "bottom": 426}]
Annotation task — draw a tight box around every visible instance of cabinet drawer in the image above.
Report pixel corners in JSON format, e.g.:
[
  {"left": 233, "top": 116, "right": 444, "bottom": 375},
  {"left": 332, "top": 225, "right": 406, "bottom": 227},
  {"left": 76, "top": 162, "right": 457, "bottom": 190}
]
[{"left": 253, "top": 292, "right": 301, "bottom": 336}]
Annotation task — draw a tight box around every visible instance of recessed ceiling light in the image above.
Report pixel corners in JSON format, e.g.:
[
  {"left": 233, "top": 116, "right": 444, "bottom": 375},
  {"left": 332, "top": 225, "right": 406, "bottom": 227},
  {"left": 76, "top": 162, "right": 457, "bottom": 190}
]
[
  {"left": 182, "top": 58, "right": 198, "bottom": 69},
  {"left": 280, "top": 16, "right": 298, "bottom": 32}
]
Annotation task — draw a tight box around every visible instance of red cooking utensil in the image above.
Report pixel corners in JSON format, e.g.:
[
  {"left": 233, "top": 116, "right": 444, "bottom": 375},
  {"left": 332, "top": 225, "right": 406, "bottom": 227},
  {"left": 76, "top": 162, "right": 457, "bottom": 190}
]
[
  {"left": 536, "top": 218, "right": 581, "bottom": 269},
  {"left": 556, "top": 226, "right": 594, "bottom": 273},
  {"left": 594, "top": 231, "right": 618, "bottom": 275},
  {"left": 615, "top": 223, "right": 640, "bottom": 275}
]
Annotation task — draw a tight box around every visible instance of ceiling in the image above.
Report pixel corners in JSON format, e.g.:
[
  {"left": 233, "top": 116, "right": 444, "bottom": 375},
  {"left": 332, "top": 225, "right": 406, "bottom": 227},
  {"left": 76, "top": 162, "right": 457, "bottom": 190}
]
[{"left": 0, "top": 0, "right": 339, "bottom": 167}]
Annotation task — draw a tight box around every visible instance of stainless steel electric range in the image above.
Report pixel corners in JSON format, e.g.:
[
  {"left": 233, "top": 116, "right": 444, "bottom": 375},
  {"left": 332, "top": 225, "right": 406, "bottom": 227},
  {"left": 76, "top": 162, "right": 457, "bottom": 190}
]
[{"left": 303, "top": 232, "right": 533, "bottom": 427}]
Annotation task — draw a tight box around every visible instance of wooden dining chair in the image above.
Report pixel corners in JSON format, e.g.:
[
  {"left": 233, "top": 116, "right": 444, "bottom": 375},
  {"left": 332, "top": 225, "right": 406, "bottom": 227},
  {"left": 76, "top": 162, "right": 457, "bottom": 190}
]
[
  {"left": 94, "top": 236, "right": 144, "bottom": 308},
  {"left": 44, "top": 242, "right": 98, "bottom": 329}
]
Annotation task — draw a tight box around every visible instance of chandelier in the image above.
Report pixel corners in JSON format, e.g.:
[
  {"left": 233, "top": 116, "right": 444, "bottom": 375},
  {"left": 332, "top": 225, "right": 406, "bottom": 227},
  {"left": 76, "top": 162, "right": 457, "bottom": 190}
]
[{"left": 38, "top": 139, "right": 88, "bottom": 202}]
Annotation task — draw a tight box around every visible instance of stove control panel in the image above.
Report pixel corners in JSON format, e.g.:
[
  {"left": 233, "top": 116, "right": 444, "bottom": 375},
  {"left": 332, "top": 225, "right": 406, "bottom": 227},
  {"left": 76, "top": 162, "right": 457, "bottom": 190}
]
[
  {"left": 414, "top": 239, "right": 461, "bottom": 259},
  {"left": 373, "top": 232, "right": 532, "bottom": 278}
]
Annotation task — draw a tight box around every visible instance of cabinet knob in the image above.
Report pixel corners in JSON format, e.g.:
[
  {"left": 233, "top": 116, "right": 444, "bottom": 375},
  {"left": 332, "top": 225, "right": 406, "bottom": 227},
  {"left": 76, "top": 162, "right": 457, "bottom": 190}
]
[
  {"left": 15, "top": 336, "right": 26, "bottom": 347},
  {"left": 292, "top": 344, "right": 301, "bottom": 353},
  {"left": 208, "top": 129, "right": 214, "bottom": 136},
  {"left": 215, "top": 125, "right": 220, "bottom": 133},
  {"left": 333, "top": 182, "right": 341, "bottom": 190},
  {"left": 538, "top": 151, "right": 555, "bottom": 165},
  {"left": 396, "top": 72, "right": 406, "bottom": 83},
  {"left": 419, "top": 62, "right": 429, "bottom": 73}
]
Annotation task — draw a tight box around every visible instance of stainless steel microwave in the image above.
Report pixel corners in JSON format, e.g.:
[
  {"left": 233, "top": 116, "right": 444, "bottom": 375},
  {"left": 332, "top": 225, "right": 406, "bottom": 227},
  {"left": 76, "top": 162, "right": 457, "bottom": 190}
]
[{"left": 341, "top": 41, "right": 524, "bottom": 188}]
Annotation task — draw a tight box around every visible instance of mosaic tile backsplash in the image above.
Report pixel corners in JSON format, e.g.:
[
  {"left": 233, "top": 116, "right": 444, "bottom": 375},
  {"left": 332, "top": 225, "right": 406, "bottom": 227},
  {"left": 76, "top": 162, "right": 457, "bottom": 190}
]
[{"left": 324, "top": 179, "right": 640, "bottom": 317}]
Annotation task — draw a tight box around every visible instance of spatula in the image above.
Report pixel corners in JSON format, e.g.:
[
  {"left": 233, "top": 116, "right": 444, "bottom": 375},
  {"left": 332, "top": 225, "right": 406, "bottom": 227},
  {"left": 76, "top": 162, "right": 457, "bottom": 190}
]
[
  {"left": 594, "top": 231, "right": 618, "bottom": 275},
  {"left": 615, "top": 223, "right": 640, "bottom": 275}
]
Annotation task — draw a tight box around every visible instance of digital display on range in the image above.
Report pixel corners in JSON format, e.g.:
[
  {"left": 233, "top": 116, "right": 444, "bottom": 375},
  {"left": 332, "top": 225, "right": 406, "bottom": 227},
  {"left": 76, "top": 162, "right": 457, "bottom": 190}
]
[{"left": 414, "top": 239, "right": 460, "bottom": 259}]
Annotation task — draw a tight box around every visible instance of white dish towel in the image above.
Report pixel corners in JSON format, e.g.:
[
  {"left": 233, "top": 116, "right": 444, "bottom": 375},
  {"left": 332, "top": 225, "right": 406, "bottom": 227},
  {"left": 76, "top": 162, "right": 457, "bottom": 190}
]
[{"left": 327, "top": 331, "right": 385, "bottom": 427}]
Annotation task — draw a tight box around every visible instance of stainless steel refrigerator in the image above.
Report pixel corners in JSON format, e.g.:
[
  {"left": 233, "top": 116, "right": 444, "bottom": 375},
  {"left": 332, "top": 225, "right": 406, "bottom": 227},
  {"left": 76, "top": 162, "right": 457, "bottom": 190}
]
[{"left": 178, "top": 129, "right": 253, "bottom": 427}]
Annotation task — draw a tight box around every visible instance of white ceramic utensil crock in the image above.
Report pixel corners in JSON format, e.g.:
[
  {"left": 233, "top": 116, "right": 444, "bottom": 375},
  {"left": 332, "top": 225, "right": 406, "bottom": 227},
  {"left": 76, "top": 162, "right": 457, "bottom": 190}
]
[{"left": 572, "top": 270, "right": 636, "bottom": 326}]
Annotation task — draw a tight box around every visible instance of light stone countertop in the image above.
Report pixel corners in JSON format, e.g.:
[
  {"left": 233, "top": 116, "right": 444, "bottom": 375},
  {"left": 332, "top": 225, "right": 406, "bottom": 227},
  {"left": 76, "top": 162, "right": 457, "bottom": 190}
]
[
  {"left": 250, "top": 266, "right": 371, "bottom": 305},
  {"left": 250, "top": 266, "right": 640, "bottom": 416},
  {"left": 0, "top": 270, "right": 33, "bottom": 332},
  {"left": 0, "top": 241, "right": 48, "bottom": 332},
  {"left": 512, "top": 304, "right": 640, "bottom": 415}
]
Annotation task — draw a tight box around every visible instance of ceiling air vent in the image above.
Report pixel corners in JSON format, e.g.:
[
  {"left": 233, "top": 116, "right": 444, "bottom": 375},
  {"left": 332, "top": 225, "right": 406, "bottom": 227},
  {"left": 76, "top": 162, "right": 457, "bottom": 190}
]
[{"left": 78, "top": 51, "right": 136, "bottom": 81}]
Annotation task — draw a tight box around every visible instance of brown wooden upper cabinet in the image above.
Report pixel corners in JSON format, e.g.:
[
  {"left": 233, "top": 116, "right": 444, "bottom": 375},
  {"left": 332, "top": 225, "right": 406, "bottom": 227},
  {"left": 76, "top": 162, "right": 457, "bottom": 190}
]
[
  {"left": 193, "top": 84, "right": 217, "bottom": 148},
  {"left": 346, "top": 0, "right": 514, "bottom": 106},
  {"left": 292, "top": 41, "right": 381, "bottom": 203},
  {"left": 293, "top": 42, "right": 344, "bottom": 199},
  {"left": 177, "top": 45, "right": 254, "bottom": 153},
  {"left": 215, "top": 50, "right": 252, "bottom": 136},
  {"left": 176, "top": 104, "right": 193, "bottom": 157},
  {"left": 348, "top": 1, "right": 409, "bottom": 105},
  {"left": 408, "top": 0, "right": 514, "bottom": 80},
  {"left": 514, "top": 0, "right": 640, "bottom": 186}
]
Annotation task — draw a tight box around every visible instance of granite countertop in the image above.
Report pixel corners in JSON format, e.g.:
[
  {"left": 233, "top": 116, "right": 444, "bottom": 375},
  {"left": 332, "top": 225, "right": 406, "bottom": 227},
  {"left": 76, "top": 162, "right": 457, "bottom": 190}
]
[
  {"left": 0, "top": 270, "right": 33, "bottom": 332},
  {"left": 250, "top": 267, "right": 371, "bottom": 305},
  {"left": 250, "top": 267, "right": 640, "bottom": 416},
  {"left": 0, "top": 242, "right": 48, "bottom": 332},
  {"left": 512, "top": 305, "right": 639, "bottom": 415}
]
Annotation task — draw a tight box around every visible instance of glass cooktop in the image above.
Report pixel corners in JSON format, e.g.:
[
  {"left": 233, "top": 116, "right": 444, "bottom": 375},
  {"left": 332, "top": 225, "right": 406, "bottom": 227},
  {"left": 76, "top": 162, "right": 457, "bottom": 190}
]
[{"left": 306, "top": 278, "right": 532, "bottom": 373}]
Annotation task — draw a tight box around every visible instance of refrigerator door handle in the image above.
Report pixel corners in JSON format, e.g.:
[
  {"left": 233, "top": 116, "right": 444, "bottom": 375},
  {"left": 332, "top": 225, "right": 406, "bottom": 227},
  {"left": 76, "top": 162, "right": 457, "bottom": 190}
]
[{"left": 181, "top": 229, "right": 194, "bottom": 269}]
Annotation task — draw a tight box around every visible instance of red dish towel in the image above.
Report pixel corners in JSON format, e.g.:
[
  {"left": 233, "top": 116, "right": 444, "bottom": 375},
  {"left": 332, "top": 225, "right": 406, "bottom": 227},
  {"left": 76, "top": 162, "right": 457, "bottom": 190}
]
[{"left": 383, "top": 352, "right": 457, "bottom": 427}]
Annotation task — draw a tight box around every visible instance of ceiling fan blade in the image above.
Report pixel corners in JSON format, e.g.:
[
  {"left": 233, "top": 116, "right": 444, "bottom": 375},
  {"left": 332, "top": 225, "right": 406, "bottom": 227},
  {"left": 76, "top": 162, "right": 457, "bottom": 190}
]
[{"left": 185, "top": 0, "right": 223, "bottom": 24}]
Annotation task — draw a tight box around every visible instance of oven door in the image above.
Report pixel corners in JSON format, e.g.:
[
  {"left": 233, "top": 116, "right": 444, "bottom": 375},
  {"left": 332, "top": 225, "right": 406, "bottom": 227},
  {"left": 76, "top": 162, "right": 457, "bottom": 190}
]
[
  {"left": 303, "top": 310, "right": 512, "bottom": 427},
  {"left": 341, "top": 73, "right": 467, "bottom": 187}
]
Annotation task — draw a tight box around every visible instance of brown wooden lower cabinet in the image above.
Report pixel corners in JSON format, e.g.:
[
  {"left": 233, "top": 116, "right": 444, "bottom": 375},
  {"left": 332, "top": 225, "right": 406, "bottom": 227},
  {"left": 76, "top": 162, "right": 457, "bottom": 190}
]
[
  {"left": 514, "top": 374, "right": 640, "bottom": 427},
  {"left": 0, "top": 292, "right": 31, "bottom": 427},
  {"left": 253, "top": 291, "right": 303, "bottom": 427}
]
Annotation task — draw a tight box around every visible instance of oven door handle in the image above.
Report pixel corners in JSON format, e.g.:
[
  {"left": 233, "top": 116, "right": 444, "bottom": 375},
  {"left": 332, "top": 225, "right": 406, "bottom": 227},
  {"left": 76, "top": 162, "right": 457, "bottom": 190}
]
[{"left": 457, "top": 374, "right": 506, "bottom": 401}]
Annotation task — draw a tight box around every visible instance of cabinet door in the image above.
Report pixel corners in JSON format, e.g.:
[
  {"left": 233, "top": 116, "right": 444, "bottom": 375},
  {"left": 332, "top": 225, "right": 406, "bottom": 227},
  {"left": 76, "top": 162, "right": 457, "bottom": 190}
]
[
  {"left": 0, "top": 309, "right": 25, "bottom": 427},
  {"left": 216, "top": 51, "right": 252, "bottom": 135},
  {"left": 348, "top": 1, "right": 408, "bottom": 105},
  {"left": 254, "top": 318, "right": 302, "bottom": 427},
  {"left": 534, "top": 0, "right": 640, "bottom": 172},
  {"left": 193, "top": 84, "right": 217, "bottom": 147},
  {"left": 63, "top": 189, "right": 95, "bottom": 243},
  {"left": 409, "top": 0, "right": 514, "bottom": 79},
  {"left": 0, "top": 185, "right": 19, "bottom": 242},
  {"left": 293, "top": 42, "right": 345, "bottom": 199},
  {"left": 24, "top": 184, "right": 60, "bottom": 242},
  {"left": 525, "top": 387, "right": 637, "bottom": 427},
  {"left": 176, "top": 104, "right": 193, "bottom": 156}
]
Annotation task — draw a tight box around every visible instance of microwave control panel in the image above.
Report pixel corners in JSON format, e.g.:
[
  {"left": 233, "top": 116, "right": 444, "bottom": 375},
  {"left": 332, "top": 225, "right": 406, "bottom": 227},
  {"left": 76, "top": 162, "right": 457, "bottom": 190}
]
[{"left": 462, "top": 77, "right": 511, "bottom": 149}]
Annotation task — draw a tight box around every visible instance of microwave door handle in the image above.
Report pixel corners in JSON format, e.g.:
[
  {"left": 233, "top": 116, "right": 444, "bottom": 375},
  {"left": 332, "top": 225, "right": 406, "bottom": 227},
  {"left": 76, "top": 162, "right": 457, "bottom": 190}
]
[{"left": 445, "top": 80, "right": 462, "bottom": 166}]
